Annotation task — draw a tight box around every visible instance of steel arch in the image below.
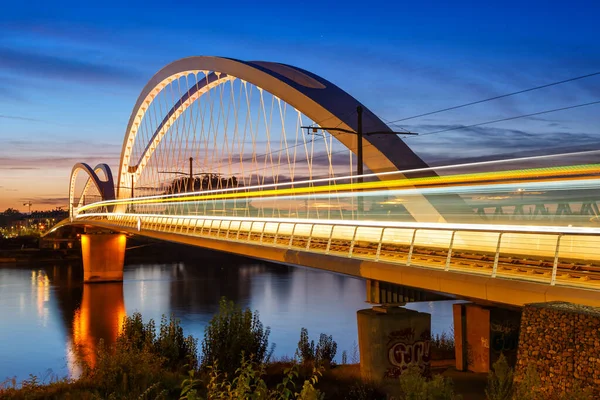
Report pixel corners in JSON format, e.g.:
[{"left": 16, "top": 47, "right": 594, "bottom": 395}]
[
  {"left": 118, "top": 56, "right": 430, "bottom": 197},
  {"left": 69, "top": 163, "right": 115, "bottom": 218}
]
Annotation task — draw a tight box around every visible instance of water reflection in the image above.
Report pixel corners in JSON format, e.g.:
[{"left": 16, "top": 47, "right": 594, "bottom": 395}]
[
  {"left": 0, "top": 257, "right": 460, "bottom": 383},
  {"left": 71, "top": 283, "right": 125, "bottom": 370}
]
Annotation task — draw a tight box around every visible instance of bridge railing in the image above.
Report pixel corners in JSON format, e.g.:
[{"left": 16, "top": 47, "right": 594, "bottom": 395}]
[{"left": 77, "top": 212, "right": 600, "bottom": 290}]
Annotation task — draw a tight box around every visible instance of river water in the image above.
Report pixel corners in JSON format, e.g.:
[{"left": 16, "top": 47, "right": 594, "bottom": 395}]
[{"left": 0, "top": 252, "right": 457, "bottom": 383}]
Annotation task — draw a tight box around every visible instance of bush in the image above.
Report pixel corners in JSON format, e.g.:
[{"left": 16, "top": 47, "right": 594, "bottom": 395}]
[
  {"left": 489, "top": 357, "right": 594, "bottom": 400},
  {"left": 0, "top": 312, "right": 195, "bottom": 399},
  {"left": 296, "top": 328, "right": 337, "bottom": 367},
  {"left": 182, "top": 357, "right": 324, "bottom": 400},
  {"left": 297, "top": 328, "right": 316, "bottom": 364},
  {"left": 486, "top": 354, "right": 513, "bottom": 400},
  {"left": 156, "top": 314, "right": 199, "bottom": 370},
  {"left": 118, "top": 312, "right": 198, "bottom": 371},
  {"left": 201, "top": 298, "right": 271, "bottom": 377},
  {"left": 345, "top": 381, "right": 386, "bottom": 400},
  {"left": 316, "top": 333, "right": 337, "bottom": 367},
  {"left": 430, "top": 331, "right": 455, "bottom": 360},
  {"left": 398, "top": 365, "right": 460, "bottom": 400}
]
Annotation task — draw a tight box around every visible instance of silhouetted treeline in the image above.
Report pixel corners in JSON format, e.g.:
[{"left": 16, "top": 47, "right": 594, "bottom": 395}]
[{"left": 164, "top": 175, "right": 239, "bottom": 194}]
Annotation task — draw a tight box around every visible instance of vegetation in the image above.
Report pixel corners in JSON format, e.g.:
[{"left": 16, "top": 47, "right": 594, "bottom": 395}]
[
  {"left": 181, "top": 357, "right": 324, "bottom": 400},
  {"left": 164, "top": 175, "right": 239, "bottom": 195},
  {"left": 429, "top": 330, "right": 455, "bottom": 361},
  {"left": 201, "top": 297, "right": 272, "bottom": 377},
  {"left": 295, "top": 328, "right": 338, "bottom": 367},
  {"left": 398, "top": 365, "right": 461, "bottom": 400},
  {"left": 0, "top": 313, "right": 191, "bottom": 399},
  {"left": 1, "top": 299, "right": 478, "bottom": 400},
  {"left": 486, "top": 354, "right": 594, "bottom": 400},
  {"left": 485, "top": 354, "right": 513, "bottom": 400}
]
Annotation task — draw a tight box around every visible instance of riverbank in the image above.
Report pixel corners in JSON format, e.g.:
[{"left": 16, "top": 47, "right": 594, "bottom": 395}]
[
  {"left": 0, "top": 306, "right": 471, "bottom": 400},
  {"left": 0, "top": 248, "right": 80, "bottom": 264}
]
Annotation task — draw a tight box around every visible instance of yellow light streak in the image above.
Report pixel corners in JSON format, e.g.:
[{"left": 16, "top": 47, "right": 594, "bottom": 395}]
[
  {"left": 77, "top": 212, "right": 600, "bottom": 236},
  {"left": 77, "top": 163, "right": 600, "bottom": 213}
]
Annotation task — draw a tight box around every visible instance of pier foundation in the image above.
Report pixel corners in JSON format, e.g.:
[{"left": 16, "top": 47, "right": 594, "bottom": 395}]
[
  {"left": 453, "top": 303, "right": 521, "bottom": 373},
  {"left": 357, "top": 306, "right": 431, "bottom": 381},
  {"left": 81, "top": 233, "right": 126, "bottom": 283}
]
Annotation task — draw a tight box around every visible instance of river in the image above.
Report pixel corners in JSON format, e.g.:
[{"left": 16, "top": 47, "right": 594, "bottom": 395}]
[{"left": 0, "top": 250, "right": 458, "bottom": 383}]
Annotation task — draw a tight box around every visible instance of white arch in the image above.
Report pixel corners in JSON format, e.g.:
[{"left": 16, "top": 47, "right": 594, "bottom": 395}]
[
  {"left": 69, "top": 163, "right": 115, "bottom": 218},
  {"left": 119, "top": 56, "right": 446, "bottom": 221}
]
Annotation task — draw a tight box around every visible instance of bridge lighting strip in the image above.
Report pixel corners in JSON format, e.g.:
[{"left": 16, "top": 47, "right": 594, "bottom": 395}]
[
  {"left": 77, "top": 212, "right": 600, "bottom": 236},
  {"left": 80, "top": 178, "right": 600, "bottom": 220},
  {"left": 77, "top": 163, "right": 600, "bottom": 213},
  {"left": 80, "top": 149, "right": 600, "bottom": 209}
]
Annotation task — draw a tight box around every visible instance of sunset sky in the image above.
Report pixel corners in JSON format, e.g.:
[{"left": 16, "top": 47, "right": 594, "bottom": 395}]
[{"left": 1, "top": 0, "right": 599, "bottom": 211}]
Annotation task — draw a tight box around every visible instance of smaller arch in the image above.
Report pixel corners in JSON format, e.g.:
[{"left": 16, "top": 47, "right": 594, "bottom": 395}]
[{"left": 69, "top": 163, "right": 115, "bottom": 218}]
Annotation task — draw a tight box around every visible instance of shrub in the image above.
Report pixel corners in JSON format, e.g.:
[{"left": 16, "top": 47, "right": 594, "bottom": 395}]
[
  {"left": 156, "top": 314, "right": 199, "bottom": 370},
  {"left": 430, "top": 331, "right": 455, "bottom": 360},
  {"left": 297, "top": 327, "right": 316, "bottom": 364},
  {"left": 201, "top": 298, "right": 271, "bottom": 377},
  {"left": 118, "top": 312, "right": 198, "bottom": 371},
  {"left": 296, "top": 328, "right": 338, "bottom": 367},
  {"left": 345, "top": 381, "right": 386, "bottom": 400},
  {"left": 398, "top": 365, "right": 460, "bottom": 400},
  {"left": 192, "top": 357, "right": 324, "bottom": 400},
  {"left": 485, "top": 354, "right": 513, "bottom": 400},
  {"left": 316, "top": 333, "right": 337, "bottom": 367}
]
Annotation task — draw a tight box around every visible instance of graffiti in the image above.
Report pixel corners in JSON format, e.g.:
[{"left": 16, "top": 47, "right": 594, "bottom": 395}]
[
  {"left": 385, "top": 340, "right": 431, "bottom": 377},
  {"left": 491, "top": 332, "right": 518, "bottom": 352},
  {"left": 490, "top": 319, "right": 519, "bottom": 352},
  {"left": 481, "top": 337, "right": 489, "bottom": 349},
  {"left": 384, "top": 327, "right": 431, "bottom": 378},
  {"left": 490, "top": 320, "right": 519, "bottom": 335},
  {"left": 386, "top": 327, "right": 415, "bottom": 345}
]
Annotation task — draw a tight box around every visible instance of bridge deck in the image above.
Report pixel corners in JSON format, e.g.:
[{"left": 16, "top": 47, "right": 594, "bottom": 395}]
[{"left": 58, "top": 213, "right": 600, "bottom": 307}]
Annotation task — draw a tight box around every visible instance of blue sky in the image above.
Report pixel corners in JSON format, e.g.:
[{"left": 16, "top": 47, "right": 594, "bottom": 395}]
[{"left": 1, "top": 0, "right": 599, "bottom": 210}]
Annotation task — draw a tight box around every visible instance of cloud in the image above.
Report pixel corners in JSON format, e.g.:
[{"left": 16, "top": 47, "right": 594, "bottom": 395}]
[
  {"left": 0, "top": 167, "right": 40, "bottom": 170},
  {"left": 0, "top": 155, "right": 120, "bottom": 170},
  {"left": 0, "top": 47, "right": 140, "bottom": 86},
  {"left": 0, "top": 114, "right": 44, "bottom": 122},
  {"left": 19, "top": 196, "right": 69, "bottom": 206},
  {"left": 403, "top": 123, "right": 600, "bottom": 162}
]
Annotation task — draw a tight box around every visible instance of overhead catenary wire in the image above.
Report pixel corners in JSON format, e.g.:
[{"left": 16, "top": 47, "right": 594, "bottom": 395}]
[
  {"left": 406, "top": 100, "right": 600, "bottom": 138},
  {"left": 385, "top": 70, "right": 600, "bottom": 125}
]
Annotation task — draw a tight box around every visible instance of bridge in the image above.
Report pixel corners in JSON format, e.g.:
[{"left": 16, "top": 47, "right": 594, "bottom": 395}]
[
  {"left": 50, "top": 55, "right": 600, "bottom": 379},
  {"left": 56, "top": 55, "right": 600, "bottom": 307}
]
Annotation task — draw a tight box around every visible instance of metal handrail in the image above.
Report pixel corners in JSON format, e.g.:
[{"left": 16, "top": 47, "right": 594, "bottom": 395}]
[{"left": 73, "top": 212, "right": 600, "bottom": 289}]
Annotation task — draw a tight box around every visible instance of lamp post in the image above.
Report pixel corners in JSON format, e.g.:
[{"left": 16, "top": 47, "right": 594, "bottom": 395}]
[{"left": 302, "top": 106, "right": 418, "bottom": 214}]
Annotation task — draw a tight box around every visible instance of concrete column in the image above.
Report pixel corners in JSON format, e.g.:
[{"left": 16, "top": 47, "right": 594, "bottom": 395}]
[
  {"left": 453, "top": 303, "right": 521, "bottom": 373},
  {"left": 81, "top": 233, "right": 126, "bottom": 283},
  {"left": 357, "top": 306, "right": 431, "bottom": 381}
]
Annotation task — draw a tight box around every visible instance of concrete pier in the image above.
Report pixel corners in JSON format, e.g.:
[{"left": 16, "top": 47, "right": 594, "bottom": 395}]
[
  {"left": 453, "top": 303, "right": 521, "bottom": 373},
  {"left": 81, "top": 233, "right": 126, "bottom": 283},
  {"left": 357, "top": 306, "right": 431, "bottom": 381}
]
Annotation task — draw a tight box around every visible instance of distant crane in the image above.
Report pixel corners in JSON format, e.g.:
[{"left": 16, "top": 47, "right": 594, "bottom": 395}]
[{"left": 22, "top": 201, "right": 32, "bottom": 214}]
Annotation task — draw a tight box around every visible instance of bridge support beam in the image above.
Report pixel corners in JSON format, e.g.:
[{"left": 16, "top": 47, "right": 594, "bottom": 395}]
[
  {"left": 357, "top": 305, "right": 431, "bottom": 382},
  {"left": 453, "top": 303, "right": 521, "bottom": 373},
  {"left": 81, "top": 233, "right": 126, "bottom": 283}
]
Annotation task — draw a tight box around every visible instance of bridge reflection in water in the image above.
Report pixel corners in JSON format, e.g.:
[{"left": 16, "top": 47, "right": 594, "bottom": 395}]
[{"left": 70, "top": 283, "right": 125, "bottom": 372}]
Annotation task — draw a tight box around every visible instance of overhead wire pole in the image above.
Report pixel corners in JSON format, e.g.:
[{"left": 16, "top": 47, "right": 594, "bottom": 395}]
[{"left": 302, "top": 105, "right": 418, "bottom": 216}]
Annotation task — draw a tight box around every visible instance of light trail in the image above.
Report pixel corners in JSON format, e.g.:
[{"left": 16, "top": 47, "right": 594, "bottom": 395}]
[
  {"left": 76, "top": 212, "right": 600, "bottom": 235},
  {"left": 77, "top": 162, "right": 600, "bottom": 212},
  {"left": 78, "top": 149, "right": 600, "bottom": 208}
]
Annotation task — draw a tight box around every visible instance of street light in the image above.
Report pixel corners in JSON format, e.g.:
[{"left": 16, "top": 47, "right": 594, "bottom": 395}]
[{"left": 302, "top": 105, "right": 418, "bottom": 213}]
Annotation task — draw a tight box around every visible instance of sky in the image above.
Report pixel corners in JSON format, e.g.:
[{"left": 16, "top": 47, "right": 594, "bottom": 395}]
[{"left": 1, "top": 0, "right": 599, "bottom": 211}]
